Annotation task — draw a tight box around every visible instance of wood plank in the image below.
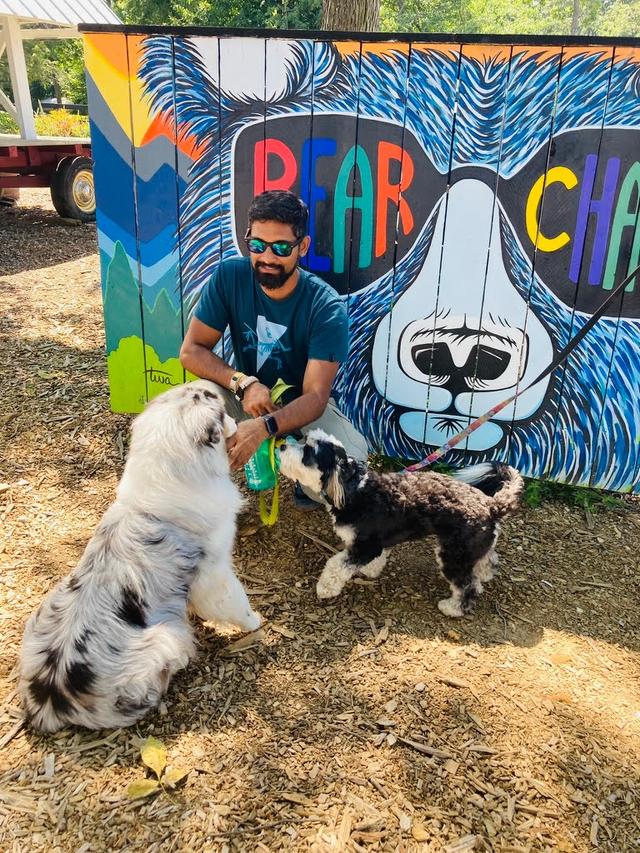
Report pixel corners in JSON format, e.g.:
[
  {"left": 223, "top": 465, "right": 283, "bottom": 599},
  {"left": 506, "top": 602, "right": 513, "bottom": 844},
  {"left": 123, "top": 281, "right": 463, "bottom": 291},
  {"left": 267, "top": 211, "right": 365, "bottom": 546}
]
[
  {"left": 417, "top": 44, "right": 512, "bottom": 459},
  {"left": 84, "top": 31, "right": 147, "bottom": 412},
  {"left": 127, "top": 33, "right": 184, "bottom": 401},
  {"left": 541, "top": 46, "right": 615, "bottom": 484},
  {"left": 501, "top": 46, "right": 563, "bottom": 472},
  {"left": 588, "top": 45, "right": 640, "bottom": 490},
  {"left": 370, "top": 42, "right": 461, "bottom": 462}
]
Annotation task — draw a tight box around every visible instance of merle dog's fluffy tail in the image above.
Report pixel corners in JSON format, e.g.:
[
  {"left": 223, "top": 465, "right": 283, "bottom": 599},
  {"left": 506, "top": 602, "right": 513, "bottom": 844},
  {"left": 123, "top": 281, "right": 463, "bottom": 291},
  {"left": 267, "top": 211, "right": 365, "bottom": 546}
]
[{"left": 453, "top": 462, "right": 524, "bottom": 519}]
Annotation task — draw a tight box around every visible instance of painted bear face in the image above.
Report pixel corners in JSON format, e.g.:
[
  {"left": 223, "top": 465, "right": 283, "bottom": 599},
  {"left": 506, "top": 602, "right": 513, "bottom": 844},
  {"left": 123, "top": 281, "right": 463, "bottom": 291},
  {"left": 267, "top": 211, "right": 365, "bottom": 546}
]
[{"left": 136, "top": 38, "right": 640, "bottom": 488}]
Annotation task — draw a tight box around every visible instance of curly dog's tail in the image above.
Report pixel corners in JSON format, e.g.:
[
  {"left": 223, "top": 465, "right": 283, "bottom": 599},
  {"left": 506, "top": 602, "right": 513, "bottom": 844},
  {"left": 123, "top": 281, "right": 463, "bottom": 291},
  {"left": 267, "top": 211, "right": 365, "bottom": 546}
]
[{"left": 452, "top": 462, "right": 524, "bottom": 519}]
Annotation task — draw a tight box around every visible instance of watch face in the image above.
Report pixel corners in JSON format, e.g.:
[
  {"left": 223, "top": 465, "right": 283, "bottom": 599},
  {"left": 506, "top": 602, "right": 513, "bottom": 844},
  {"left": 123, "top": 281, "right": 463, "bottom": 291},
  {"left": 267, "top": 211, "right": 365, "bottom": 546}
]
[{"left": 265, "top": 414, "right": 278, "bottom": 436}]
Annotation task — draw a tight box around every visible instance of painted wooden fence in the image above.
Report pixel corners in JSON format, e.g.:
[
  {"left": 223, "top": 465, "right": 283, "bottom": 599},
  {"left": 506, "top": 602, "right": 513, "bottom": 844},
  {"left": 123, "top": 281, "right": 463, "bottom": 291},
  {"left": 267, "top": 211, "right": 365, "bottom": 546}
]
[{"left": 81, "top": 27, "right": 640, "bottom": 492}]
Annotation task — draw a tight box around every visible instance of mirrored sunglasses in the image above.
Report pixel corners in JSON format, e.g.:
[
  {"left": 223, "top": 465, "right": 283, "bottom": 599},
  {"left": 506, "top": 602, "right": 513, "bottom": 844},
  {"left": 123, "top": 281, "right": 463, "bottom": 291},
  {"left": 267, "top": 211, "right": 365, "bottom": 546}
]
[{"left": 244, "top": 230, "right": 302, "bottom": 258}]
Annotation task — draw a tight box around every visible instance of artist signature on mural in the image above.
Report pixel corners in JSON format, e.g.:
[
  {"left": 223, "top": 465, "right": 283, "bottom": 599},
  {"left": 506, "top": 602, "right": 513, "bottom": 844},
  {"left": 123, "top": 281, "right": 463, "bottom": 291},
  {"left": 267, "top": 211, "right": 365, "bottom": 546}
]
[{"left": 145, "top": 368, "right": 178, "bottom": 387}]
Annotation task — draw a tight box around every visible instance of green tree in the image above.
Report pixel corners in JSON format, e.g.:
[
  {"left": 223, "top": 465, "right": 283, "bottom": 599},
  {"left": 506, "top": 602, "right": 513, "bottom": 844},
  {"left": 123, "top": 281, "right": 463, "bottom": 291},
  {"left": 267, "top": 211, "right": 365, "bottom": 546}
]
[
  {"left": 143, "top": 289, "right": 182, "bottom": 363},
  {"left": 0, "top": 38, "right": 86, "bottom": 107},
  {"left": 113, "top": 0, "right": 321, "bottom": 29},
  {"left": 380, "top": 0, "right": 639, "bottom": 36},
  {"left": 104, "top": 241, "right": 143, "bottom": 354},
  {"left": 597, "top": 0, "right": 640, "bottom": 36}
]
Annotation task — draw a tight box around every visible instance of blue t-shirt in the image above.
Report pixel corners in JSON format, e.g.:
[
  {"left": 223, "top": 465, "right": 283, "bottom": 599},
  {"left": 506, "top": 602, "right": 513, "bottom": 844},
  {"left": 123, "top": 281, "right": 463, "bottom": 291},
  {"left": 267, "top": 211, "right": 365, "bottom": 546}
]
[{"left": 195, "top": 258, "right": 348, "bottom": 398}]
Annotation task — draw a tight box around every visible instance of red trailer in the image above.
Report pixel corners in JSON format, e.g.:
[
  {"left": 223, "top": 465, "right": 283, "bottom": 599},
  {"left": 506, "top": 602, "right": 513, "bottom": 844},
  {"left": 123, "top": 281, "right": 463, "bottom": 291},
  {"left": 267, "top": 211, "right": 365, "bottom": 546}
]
[
  {"left": 0, "top": 0, "right": 121, "bottom": 220},
  {"left": 0, "top": 135, "right": 94, "bottom": 219}
]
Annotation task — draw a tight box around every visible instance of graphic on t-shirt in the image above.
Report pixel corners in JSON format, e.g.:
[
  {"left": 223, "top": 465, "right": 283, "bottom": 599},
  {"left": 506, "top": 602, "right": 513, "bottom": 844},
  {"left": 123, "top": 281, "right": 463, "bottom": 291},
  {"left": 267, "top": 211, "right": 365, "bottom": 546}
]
[{"left": 243, "top": 316, "right": 290, "bottom": 371}]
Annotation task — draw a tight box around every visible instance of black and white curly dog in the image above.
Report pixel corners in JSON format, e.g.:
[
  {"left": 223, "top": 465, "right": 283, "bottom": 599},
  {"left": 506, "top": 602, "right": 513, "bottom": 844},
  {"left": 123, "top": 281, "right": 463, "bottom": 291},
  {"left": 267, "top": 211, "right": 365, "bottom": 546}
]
[
  {"left": 279, "top": 429, "right": 523, "bottom": 616},
  {"left": 19, "top": 380, "right": 261, "bottom": 732}
]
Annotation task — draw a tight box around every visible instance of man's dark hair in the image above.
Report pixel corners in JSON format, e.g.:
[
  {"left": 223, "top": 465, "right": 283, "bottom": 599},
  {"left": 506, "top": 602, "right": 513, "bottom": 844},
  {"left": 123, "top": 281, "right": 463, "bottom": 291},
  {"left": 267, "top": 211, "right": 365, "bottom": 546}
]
[{"left": 248, "top": 190, "right": 309, "bottom": 239}]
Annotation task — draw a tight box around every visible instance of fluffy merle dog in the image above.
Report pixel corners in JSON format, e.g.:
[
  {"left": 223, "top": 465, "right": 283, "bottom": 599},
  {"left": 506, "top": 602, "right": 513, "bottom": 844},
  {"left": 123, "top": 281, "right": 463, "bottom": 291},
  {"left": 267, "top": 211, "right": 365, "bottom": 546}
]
[
  {"left": 19, "top": 380, "right": 261, "bottom": 732},
  {"left": 279, "top": 429, "right": 523, "bottom": 616}
]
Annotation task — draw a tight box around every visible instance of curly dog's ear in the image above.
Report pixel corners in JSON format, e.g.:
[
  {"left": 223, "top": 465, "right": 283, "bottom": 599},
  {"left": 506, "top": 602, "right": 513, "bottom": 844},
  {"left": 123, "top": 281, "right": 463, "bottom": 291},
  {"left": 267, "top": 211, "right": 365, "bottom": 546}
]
[
  {"left": 324, "top": 464, "right": 345, "bottom": 509},
  {"left": 316, "top": 441, "right": 348, "bottom": 508}
]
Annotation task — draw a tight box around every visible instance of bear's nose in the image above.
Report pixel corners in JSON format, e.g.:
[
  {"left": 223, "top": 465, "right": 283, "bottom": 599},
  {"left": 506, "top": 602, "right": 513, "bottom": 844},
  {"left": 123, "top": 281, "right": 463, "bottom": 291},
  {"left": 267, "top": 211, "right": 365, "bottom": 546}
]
[{"left": 410, "top": 339, "right": 513, "bottom": 393}]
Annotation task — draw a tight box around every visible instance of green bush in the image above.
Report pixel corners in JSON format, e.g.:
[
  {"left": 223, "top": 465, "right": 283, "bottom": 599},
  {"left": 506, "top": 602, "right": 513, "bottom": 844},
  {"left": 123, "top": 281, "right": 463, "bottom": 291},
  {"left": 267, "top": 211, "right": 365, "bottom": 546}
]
[
  {"left": 35, "top": 109, "right": 89, "bottom": 137},
  {"left": 0, "top": 111, "right": 19, "bottom": 133},
  {"left": 0, "top": 109, "right": 89, "bottom": 138}
]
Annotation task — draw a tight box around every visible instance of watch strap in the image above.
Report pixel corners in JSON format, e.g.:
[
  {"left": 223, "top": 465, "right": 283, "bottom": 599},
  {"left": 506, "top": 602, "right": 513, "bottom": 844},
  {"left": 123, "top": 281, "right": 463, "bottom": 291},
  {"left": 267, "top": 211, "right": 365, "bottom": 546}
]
[
  {"left": 229, "top": 371, "right": 246, "bottom": 394},
  {"left": 235, "top": 375, "right": 259, "bottom": 401}
]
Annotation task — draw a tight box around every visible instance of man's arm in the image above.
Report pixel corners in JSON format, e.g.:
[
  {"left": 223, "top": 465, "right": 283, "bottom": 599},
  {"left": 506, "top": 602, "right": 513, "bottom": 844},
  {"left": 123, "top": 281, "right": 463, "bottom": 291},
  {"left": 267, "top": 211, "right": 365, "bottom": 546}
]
[
  {"left": 228, "top": 359, "right": 339, "bottom": 470},
  {"left": 179, "top": 316, "right": 234, "bottom": 387},
  {"left": 180, "top": 316, "right": 276, "bottom": 416},
  {"left": 269, "top": 359, "right": 338, "bottom": 434}
]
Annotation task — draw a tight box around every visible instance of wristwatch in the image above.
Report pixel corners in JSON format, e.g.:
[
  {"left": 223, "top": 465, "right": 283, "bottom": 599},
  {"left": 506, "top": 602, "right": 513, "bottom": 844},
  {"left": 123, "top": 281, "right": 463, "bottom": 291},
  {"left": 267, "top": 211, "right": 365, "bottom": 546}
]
[
  {"left": 235, "top": 375, "right": 259, "bottom": 401},
  {"left": 229, "top": 371, "right": 246, "bottom": 394},
  {"left": 262, "top": 413, "right": 279, "bottom": 437}
]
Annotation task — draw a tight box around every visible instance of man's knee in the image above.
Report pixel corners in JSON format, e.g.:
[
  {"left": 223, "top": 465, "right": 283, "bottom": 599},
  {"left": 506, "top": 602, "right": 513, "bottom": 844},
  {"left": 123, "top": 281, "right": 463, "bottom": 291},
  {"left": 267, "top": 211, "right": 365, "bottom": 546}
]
[
  {"left": 335, "top": 420, "right": 369, "bottom": 461},
  {"left": 303, "top": 400, "right": 369, "bottom": 462}
]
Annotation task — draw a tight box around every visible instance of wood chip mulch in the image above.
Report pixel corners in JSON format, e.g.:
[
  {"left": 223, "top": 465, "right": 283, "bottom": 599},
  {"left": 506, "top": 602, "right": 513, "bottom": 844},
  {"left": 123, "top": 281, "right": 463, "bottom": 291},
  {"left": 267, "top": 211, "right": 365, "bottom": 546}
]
[{"left": 1, "top": 191, "right": 639, "bottom": 852}]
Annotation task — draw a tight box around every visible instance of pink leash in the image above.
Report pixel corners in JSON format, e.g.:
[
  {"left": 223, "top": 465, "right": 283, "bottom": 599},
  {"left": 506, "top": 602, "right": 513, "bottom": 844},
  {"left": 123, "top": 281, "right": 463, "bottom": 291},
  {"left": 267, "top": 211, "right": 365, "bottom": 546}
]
[{"left": 403, "top": 262, "right": 640, "bottom": 473}]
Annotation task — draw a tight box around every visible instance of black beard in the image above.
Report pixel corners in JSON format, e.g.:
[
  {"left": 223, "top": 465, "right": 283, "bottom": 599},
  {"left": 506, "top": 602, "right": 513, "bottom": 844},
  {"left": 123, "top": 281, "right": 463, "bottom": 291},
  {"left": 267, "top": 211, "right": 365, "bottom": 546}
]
[{"left": 254, "top": 262, "right": 295, "bottom": 290}]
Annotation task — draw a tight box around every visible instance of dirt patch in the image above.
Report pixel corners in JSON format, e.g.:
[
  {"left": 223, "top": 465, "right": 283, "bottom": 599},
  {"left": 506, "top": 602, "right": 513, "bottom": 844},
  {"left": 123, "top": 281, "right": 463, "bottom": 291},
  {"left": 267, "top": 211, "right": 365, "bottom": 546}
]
[{"left": 1, "top": 191, "right": 639, "bottom": 852}]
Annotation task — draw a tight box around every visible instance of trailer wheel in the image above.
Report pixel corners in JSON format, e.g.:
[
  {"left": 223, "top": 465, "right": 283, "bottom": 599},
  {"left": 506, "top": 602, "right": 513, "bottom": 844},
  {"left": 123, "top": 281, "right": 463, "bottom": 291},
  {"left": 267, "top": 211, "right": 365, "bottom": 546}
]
[
  {"left": 0, "top": 185, "right": 20, "bottom": 207},
  {"left": 51, "top": 156, "right": 96, "bottom": 222}
]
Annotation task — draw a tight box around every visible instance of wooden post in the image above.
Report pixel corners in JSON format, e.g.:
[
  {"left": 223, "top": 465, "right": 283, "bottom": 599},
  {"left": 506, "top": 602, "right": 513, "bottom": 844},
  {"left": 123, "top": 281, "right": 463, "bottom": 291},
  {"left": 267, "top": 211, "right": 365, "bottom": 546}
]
[
  {"left": 1, "top": 15, "right": 37, "bottom": 139},
  {"left": 0, "top": 86, "right": 17, "bottom": 121}
]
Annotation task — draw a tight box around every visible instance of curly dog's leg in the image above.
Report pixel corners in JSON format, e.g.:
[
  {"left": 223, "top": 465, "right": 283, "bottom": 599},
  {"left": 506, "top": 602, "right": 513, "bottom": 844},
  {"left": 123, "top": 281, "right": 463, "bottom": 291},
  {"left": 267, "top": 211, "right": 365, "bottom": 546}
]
[
  {"left": 316, "top": 551, "right": 354, "bottom": 599},
  {"left": 316, "top": 540, "right": 385, "bottom": 599}
]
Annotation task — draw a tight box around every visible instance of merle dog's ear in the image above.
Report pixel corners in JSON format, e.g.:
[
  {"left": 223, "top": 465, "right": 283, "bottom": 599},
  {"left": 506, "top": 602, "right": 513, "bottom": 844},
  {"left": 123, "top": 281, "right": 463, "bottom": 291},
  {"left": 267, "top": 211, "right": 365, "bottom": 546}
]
[
  {"left": 223, "top": 414, "right": 237, "bottom": 439},
  {"left": 338, "top": 455, "right": 366, "bottom": 500},
  {"left": 198, "top": 409, "right": 236, "bottom": 449},
  {"left": 199, "top": 421, "right": 221, "bottom": 447}
]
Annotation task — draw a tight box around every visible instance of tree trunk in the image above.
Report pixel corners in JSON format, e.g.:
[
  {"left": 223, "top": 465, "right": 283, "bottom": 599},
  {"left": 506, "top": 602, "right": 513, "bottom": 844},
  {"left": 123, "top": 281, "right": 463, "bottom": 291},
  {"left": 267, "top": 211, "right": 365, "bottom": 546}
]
[
  {"left": 398, "top": 0, "right": 405, "bottom": 30},
  {"left": 571, "top": 0, "right": 580, "bottom": 34},
  {"left": 322, "top": 0, "right": 379, "bottom": 31}
]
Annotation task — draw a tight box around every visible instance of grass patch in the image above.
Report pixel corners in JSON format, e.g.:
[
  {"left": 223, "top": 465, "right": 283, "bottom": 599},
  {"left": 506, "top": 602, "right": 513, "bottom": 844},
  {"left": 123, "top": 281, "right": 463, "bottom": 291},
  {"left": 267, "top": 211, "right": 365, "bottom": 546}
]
[
  {"left": 522, "top": 478, "right": 625, "bottom": 512},
  {"left": 369, "top": 452, "right": 454, "bottom": 476}
]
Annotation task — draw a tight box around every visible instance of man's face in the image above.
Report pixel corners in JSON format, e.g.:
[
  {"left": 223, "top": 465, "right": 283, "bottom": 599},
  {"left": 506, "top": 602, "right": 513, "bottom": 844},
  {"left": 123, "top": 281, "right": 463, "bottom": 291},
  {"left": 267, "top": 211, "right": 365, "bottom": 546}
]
[{"left": 247, "top": 220, "right": 310, "bottom": 290}]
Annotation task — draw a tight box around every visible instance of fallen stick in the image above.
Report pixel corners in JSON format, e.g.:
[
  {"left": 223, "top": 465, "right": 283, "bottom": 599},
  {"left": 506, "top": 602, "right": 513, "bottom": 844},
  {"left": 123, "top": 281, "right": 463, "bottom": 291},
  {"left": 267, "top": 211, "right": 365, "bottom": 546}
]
[
  {"left": 437, "top": 675, "right": 472, "bottom": 690},
  {"left": 206, "top": 816, "right": 326, "bottom": 838},
  {"left": 298, "top": 530, "right": 339, "bottom": 553},
  {"left": 0, "top": 719, "right": 24, "bottom": 749},
  {"left": 369, "top": 778, "right": 390, "bottom": 799},
  {"left": 395, "top": 736, "right": 454, "bottom": 760},
  {"left": 516, "top": 803, "right": 561, "bottom": 819},
  {"left": 500, "top": 608, "right": 536, "bottom": 626}
]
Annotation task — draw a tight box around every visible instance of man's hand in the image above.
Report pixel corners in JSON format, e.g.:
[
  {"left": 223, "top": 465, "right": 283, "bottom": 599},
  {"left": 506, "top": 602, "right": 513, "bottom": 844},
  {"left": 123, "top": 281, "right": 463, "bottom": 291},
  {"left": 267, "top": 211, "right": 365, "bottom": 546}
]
[
  {"left": 242, "top": 382, "right": 278, "bottom": 417},
  {"left": 228, "top": 418, "right": 269, "bottom": 470}
]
